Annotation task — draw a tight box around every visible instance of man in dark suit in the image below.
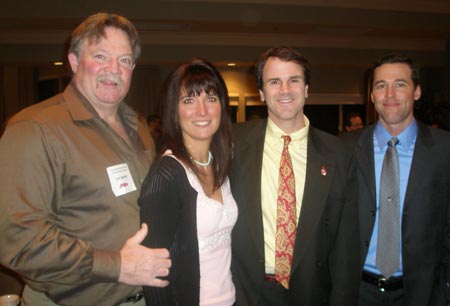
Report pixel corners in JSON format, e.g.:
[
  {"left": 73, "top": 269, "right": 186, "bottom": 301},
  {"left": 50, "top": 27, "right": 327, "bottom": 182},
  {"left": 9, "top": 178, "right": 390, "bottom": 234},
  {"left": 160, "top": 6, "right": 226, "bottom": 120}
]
[
  {"left": 230, "top": 46, "right": 360, "bottom": 306},
  {"left": 342, "top": 53, "right": 450, "bottom": 305}
]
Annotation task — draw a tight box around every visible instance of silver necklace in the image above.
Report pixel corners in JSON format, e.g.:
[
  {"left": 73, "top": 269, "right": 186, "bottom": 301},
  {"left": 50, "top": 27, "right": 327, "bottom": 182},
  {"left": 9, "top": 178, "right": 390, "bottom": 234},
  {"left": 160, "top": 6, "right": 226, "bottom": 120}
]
[{"left": 191, "top": 150, "right": 213, "bottom": 167}]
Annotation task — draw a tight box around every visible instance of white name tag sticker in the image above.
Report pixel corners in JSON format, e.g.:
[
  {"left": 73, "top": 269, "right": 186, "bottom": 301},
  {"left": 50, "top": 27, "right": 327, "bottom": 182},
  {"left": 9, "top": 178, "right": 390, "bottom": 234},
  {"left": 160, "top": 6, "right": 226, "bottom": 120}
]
[{"left": 106, "top": 163, "right": 137, "bottom": 197}]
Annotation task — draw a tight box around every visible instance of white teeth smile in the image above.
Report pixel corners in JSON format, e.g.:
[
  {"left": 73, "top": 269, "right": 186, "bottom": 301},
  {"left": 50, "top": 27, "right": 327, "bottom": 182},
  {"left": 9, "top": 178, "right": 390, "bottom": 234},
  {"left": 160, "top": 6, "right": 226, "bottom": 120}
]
[
  {"left": 193, "top": 121, "right": 210, "bottom": 126},
  {"left": 279, "top": 98, "right": 292, "bottom": 103}
]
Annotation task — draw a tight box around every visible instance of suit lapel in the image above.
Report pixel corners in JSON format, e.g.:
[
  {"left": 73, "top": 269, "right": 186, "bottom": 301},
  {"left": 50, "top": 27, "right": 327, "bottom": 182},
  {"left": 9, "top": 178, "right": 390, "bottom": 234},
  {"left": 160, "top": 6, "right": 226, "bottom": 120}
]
[
  {"left": 354, "top": 126, "right": 378, "bottom": 262},
  {"left": 291, "top": 128, "right": 336, "bottom": 271},
  {"left": 356, "top": 126, "right": 376, "bottom": 206},
  {"left": 403, "top": 122, "right": 432, "bottom": 211},
  {"left": 236, "top": 120, "right": 267, "bottom": 258}
]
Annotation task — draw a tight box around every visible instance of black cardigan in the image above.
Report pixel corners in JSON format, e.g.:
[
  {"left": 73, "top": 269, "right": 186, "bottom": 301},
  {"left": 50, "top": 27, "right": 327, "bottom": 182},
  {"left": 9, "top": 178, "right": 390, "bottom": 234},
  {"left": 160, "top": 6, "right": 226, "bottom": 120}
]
[{"left": 139, "top": 156, "right": 200, "bottom": 306}]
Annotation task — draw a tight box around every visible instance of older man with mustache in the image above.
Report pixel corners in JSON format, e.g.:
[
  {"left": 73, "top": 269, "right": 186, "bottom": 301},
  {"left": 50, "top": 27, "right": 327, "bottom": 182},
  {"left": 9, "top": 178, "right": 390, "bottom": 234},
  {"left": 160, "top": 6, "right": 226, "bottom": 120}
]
[{"left": 0, "top": 13, "right": 171, "bottom": 306}]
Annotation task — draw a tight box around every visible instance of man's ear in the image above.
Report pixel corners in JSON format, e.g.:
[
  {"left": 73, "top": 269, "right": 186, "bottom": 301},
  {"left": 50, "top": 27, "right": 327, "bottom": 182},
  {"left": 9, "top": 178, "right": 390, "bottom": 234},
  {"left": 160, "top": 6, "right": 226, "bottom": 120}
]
[
  {"left": 68, "top": 53, "right": 79, "bottom": 74},
  {"left": 305, "top": 84, "right": 309, "bottom": 98},
  {"left": 259, "top": 89, "right": 265, "bottom": 103},
  {"left": 414, "top": 85, "right": 422, "bottom": 101}
]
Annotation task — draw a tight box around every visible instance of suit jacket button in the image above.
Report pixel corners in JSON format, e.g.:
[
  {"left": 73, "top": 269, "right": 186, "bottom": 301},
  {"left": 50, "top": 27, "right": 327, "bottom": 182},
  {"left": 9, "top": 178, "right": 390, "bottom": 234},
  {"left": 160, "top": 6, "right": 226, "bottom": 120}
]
[
  {"left": 364, "top": 240, "right": 369, "bottom": 246},
  {"left": 370, "top": 210, "right": 375, "bottom": 216}
]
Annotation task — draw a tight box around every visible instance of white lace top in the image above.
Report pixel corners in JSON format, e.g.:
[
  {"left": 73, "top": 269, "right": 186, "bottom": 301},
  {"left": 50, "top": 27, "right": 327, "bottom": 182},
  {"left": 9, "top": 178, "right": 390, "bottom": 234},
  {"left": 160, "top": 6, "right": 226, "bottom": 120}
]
[{"left": 183, "top": 162, "right": 238, "bottom": 306}]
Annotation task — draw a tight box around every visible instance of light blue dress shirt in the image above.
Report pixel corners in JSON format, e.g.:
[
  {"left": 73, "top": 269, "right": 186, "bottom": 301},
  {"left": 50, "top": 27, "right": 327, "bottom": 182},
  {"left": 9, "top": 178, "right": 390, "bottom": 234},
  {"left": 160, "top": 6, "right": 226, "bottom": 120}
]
[{"left": 363, "top": 119, "right": 417, "bottom": 277}]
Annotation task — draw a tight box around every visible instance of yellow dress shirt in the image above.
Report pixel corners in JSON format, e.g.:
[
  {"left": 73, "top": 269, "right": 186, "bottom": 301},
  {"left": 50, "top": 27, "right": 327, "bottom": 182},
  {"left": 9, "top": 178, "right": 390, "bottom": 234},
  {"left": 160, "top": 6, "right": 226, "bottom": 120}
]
[{"left": 261, "top": 116, "right": 309, "bottom": 274}]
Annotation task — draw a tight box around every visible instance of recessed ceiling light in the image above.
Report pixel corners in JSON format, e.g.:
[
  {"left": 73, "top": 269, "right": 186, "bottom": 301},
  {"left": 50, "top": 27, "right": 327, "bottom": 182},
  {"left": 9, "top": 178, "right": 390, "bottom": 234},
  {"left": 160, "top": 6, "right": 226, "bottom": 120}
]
[
  {"left": 53, "top": 61, "right": 64, "bottom": 66},
  {"left": 227, "top": 63, "right": 236, "bottom": 67}
]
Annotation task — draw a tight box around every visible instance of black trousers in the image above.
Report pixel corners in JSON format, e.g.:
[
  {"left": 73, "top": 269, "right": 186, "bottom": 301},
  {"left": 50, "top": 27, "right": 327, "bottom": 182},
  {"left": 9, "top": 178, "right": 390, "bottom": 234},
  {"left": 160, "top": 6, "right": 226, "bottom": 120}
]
[{"left": 359, "top": 280, "right": 405, "bottom": 306}]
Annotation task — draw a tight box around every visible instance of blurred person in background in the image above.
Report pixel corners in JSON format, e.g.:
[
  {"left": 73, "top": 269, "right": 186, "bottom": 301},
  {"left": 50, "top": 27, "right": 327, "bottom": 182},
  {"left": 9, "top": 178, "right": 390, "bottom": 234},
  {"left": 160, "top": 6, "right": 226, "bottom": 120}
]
[
  {"left": 344, "top": 112, "right": 364, "bottom": 132},
  {"left": 147, "top": 113, "right": 163, "bottom": 153}
]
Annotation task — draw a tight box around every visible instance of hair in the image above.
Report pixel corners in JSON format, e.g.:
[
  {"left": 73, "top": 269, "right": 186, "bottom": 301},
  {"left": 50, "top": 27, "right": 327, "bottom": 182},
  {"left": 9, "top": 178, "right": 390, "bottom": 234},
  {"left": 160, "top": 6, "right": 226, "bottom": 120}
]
[
  {"left": 344, "top": 112, "right": 362, "bottom": 127},
  {"left": 254, "top": 46, "right": 310, "bottom": 90},
  {"left": 372, "top": 53, "right": 420, "bottom": 88},
  {"left": 68, "top": 12, "right": 141, "bottom": 63},
  {"left": 161, "top": 58, "right": 233, "bottom": 189}
]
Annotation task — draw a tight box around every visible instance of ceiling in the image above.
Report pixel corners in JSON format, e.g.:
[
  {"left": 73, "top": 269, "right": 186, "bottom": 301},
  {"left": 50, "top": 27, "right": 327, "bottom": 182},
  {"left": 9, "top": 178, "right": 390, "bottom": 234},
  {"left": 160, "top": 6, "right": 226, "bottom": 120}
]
[{"left": 1, "top": 0, "right": 450, "bottom": 69}]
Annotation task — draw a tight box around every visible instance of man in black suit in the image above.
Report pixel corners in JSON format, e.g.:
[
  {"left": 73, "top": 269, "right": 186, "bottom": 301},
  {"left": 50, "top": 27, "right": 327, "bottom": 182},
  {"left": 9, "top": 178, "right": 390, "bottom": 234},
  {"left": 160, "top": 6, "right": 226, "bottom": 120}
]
[
  {"left": 230, "top": 46, "right": 360, "bottom": 306},
  {"left": 342, "top": 53, "right": 450, "bottom": 305}
]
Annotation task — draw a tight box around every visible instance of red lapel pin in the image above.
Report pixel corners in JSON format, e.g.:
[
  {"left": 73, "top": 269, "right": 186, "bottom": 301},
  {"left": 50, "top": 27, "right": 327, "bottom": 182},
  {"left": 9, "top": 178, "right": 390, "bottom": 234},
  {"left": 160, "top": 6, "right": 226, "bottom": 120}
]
[{"left": 321, "top": 165, "right": 327, "bottom": 176}]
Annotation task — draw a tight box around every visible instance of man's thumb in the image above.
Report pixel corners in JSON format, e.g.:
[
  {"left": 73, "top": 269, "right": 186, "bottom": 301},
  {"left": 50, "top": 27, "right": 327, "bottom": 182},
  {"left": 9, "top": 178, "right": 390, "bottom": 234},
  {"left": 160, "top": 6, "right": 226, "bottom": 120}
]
[{"left": 128, "top": 223, "right": 148, "bottom": 244}]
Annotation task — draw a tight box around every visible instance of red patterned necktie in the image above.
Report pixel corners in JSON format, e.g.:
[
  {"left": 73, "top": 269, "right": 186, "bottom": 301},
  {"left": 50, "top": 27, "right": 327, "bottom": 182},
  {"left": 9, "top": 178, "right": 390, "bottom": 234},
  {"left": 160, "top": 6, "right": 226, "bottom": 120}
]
[{"left": 275, "top": 135, "right": 297, "bottom": 289}]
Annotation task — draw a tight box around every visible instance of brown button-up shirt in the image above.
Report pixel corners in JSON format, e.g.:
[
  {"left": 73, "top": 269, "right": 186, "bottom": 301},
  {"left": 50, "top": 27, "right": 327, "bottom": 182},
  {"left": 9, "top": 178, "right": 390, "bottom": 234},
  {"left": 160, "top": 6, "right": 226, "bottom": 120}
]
[{"left": 0, "top": 82, "right": 155, "bottom": 305}]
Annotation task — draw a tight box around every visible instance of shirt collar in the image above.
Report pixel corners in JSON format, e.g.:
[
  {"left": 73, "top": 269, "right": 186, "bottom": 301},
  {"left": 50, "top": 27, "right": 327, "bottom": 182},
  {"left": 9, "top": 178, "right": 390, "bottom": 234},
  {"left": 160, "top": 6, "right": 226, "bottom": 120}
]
[
  {"left": 266, "top": 115, "right": 310, "bottom": 143},
  {"left": 63, "top": 81, "right": 98, "bottom": 121},
  {"left": 63, "top": 81, "right": 138, "bottom": 131},
  {"left": 374, "top": 119, "right": 417, "bottom": 152}
]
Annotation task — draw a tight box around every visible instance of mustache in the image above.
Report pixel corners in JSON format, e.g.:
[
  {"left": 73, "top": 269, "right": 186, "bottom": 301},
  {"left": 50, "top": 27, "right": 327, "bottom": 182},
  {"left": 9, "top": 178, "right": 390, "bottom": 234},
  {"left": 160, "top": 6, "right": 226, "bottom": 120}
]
[{"left": 96, "top": 74, "right": 123, "bottom": 85}]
